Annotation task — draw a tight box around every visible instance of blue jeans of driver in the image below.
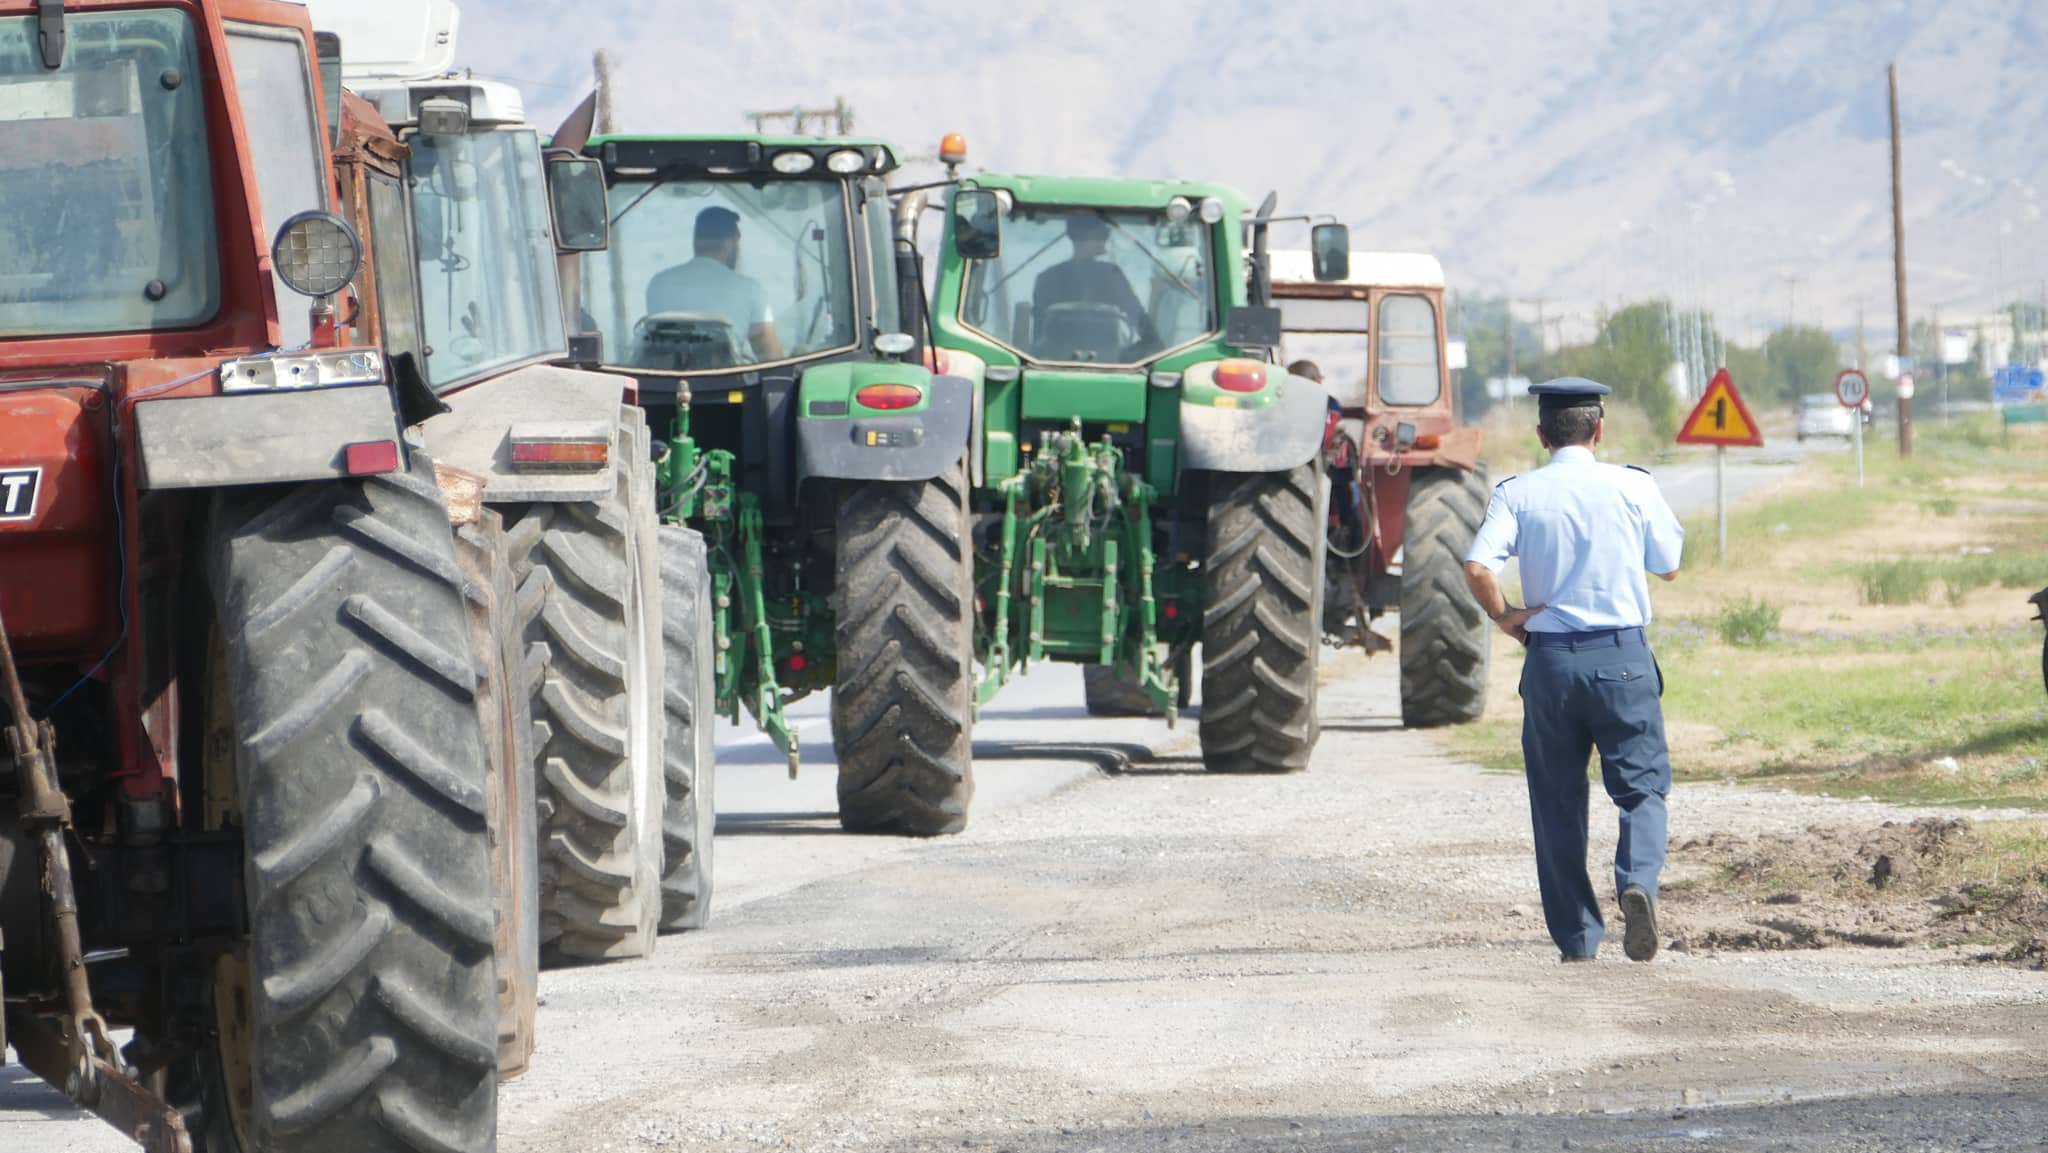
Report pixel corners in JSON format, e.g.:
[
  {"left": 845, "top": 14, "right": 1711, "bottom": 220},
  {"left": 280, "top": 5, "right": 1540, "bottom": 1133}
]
[{"left": 1518, "top": 628, "right": 1671, "bottom": 957}]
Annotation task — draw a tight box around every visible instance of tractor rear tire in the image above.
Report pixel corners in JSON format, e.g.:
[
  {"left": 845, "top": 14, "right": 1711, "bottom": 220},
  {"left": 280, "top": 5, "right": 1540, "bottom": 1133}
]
[
  {"left": 454, "top": 507, "right": 539, "bottom": 1078},
  {"left": 1200, "top": 465, "right": 1322, "bottom": 773},
  {"left": 205, "top": 449, "right": 497, "bottom": 1153},
  {"left": 506, "top": 408, "right": 666, "bottom": 962},
  {"left": 657, "top": 524, "right": 717, "bottom": 931},
  {"left": 1399, "top": 465, "right": 1491, "bottom": 728},
  {"left": 831, "top": 461, "right": 976, "bottom": 836},
  {"left": 1081, "top": 651, "right": 1193, "bottom": 717}
]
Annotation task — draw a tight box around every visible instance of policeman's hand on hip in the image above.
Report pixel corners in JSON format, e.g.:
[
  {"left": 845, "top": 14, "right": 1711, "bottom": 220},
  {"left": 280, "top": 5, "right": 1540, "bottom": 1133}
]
[{"left": 1491, "top": 603, "right": 1547, "bottom": 645}]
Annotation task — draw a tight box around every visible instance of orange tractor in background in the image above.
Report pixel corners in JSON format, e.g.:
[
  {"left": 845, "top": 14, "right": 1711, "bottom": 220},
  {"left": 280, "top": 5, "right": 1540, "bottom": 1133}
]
[
  {"left": 0, "top": 2, "right": 530, "bottom": 1149},
  {"left": 1270, "top": 250, "right": 1492, "bottom": 728}
]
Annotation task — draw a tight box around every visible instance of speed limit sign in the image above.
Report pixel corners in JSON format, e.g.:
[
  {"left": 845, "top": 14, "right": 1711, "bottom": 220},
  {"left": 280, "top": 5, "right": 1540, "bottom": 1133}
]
[{"left": 1835, "top": 368, "right": 1870, "bottom": 408}]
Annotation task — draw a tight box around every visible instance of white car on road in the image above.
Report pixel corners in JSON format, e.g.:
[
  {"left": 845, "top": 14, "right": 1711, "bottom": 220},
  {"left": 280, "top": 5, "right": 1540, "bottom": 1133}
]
[{"left": 1796, "top": 393, "right": 1859, "bottom": 441}]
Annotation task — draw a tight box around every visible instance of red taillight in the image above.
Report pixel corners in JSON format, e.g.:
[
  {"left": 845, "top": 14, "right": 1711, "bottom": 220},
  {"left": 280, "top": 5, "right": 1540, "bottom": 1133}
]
[
  {"left": 344, "top": 440, "right": 400, "bottom": 476},
  {"left": 511, "top": 441, "right": 608, "bottom": 466},
  {"left": 788, "top": 653, "right": 808, "bottom": 673},
  {"left": 1214, "top": 359, "right": 1268, "bottom": 393},
  {"left": 1163, "top": 604, "right": 1178, "bottom": 620},
  {"left": 855, "top": 382, "right": 923, "bottom": 411},
  {"left": 1414, "top": 433, "right": 1443, "bottom": 450}
]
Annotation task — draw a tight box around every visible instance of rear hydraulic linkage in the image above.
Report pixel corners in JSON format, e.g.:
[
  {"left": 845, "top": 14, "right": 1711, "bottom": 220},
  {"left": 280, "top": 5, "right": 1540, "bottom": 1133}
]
[
  {"left": 661, "top": 406, "right": 800, "bottom": 776},
  {"left": 0, "top": 605, "right": 192, "bottom": 1153}
]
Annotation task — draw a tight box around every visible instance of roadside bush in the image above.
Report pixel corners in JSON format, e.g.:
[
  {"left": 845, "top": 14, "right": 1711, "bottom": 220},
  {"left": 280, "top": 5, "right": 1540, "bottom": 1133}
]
[
  {"left": 1856, "top": 560, "right": 1933, "bottom": 606},
  {"left": 1714, "top": 595, "right": 1781, "bottom": 647}
]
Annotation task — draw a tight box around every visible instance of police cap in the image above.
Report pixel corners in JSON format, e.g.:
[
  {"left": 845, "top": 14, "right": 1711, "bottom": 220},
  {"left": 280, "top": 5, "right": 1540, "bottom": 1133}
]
[{"left": 1528, "top": 376, "right": 1611, "bottom": 414}]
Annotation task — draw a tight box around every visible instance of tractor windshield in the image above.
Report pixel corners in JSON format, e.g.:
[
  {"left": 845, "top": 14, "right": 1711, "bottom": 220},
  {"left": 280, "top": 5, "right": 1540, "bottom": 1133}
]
[
  {"left": 960, "top": 205, "right": 1215, "bottom": 366},
  {"left": 407, "top": 127, "right": 566, "bottom": 390},
  {"left": 579, "top": 177, "right": 856, "bottom": 373},
  {"left": 0, "top": 9, "right": 218, "bottom": 338}
]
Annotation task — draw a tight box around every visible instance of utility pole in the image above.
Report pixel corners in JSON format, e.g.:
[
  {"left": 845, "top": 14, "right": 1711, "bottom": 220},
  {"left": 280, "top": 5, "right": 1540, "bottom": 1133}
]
[
  {"left": 1504, "top": 300, "right": 1518, "bottom": 413},
  {"left": 1535, "top": 297, "right": 1548, "bottom": 380},
  {"left": 1856, "top": 299, "right": 1867, "bottom": 369},
  {"left": 1782, "top": 273, "right": 1801, "bottom": 327},
  {"left": 592, "top": 50, "right": 614, "bottom": 134},
  {"left": 745, "top": 97, "right": 855, "bottom": 136},
  {"left": 1933, "top": 305, "right": 1947, "bottom": 420},
  {"left": 1888, "top": 62, "right": 1913, "bottom": 457}
]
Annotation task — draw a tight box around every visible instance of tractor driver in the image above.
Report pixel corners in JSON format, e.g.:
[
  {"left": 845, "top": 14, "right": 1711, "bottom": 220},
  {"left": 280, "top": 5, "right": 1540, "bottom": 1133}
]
[
  {"left": 645, "top": 205, "right": 787, "bottom": 362},
  {"left": 1032, "top": 213, "right": 1159, "bottom": 355}
]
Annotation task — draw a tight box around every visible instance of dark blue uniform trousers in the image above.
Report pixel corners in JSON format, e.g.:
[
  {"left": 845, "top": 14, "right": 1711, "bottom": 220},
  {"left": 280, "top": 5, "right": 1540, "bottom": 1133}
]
[{"left": 1519, "top": 628, "right": 1671, "bottom": 957}]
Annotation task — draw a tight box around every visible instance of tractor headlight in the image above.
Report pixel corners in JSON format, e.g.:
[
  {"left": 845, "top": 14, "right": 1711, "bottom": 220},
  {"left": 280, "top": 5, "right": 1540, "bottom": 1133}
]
[
  {"left": 271, "top": 210, "right": 361, "bottom": 299},
  {"left": 825, "top": 148, "right": 868, "bottom": 175},
  {"left": 1197, "top": 197, "right": 1225, "bottom": 225},
  {"left": 1165, "top": 196, "right": 1193, "bottom": 223},
  {"left": 772, "top": 150, "right": 818, "bottom": 175}
]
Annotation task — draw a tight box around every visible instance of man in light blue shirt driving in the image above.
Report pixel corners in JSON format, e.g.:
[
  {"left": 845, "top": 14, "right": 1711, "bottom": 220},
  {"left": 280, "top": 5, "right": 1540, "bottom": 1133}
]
[{"left": 1462, "top": 377, "right": 1684, "bottom": 963}]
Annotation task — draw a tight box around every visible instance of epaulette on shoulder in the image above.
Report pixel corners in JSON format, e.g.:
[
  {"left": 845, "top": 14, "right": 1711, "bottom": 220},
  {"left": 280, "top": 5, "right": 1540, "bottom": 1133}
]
[
  {"left": 1494, "top": 474, "right": 1517, "bottom": 489},
  {"left": 1623, "top": 464, "right": 1651, "bottom": 475}
]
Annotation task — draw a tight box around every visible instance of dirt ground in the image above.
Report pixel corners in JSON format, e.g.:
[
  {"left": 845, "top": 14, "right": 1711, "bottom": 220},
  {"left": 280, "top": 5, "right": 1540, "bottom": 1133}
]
[{"left": 1663, "top": 816, "right": 2048, "bottom": 964}]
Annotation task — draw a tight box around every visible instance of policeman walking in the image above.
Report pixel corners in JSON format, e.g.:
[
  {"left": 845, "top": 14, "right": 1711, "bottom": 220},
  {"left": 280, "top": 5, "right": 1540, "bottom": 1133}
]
[{"left": 1462, "top": 378, "right": 1685, "bottom": 963}]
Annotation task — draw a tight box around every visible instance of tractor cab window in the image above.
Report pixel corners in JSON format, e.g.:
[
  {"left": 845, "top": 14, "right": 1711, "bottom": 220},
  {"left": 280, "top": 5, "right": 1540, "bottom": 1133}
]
[
  {"left": 960, "top": 205, "right": 1215, "bottom": 366},
  {"left": 225, "top": 21, "right": 326, "bottom": 349},
  {"left": 0, "top": 9, "right": 218, "bottom": 337},
  {"left": 581, "top": 177, "right": 857, "bottom": 373},
  {"left": 407, "top": 127, "right": 566, "bottom": 390},
  {"left": 1376, "top": 293, "right": 1441, "bottom": 406},
  {"left": 863, "top": 183, "right": 902, "bottom": 340}
]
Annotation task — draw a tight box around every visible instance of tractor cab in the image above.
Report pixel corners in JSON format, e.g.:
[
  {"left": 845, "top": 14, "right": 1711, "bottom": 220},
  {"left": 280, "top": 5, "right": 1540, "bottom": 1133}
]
[
  {"left": 1269, "top": 249, "right": 1477, "bottom": 470},
  {"left": 575, "top": 136, "right": 932, "bottom": 519}
]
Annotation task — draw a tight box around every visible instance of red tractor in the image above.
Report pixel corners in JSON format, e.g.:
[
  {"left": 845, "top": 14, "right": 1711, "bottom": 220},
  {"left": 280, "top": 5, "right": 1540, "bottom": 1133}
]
[
  {"left": 1, "top": 2, "right": 520, "bottom": 1149},
  {"left": 1271, "top": 250, "right": 1492, "bottom": 727}
]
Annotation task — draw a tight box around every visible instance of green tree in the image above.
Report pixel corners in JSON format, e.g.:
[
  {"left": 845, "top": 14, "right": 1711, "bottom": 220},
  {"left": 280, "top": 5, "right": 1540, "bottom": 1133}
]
[
  {"left": 1551, "top": 300, "right": 1678, "bottom": 434},
  {"left": 1449, "top": 294, "right": 1541, "bottom": 420},
  {"left": 1758, "top": 325, "right": 1839, "bottom": 406}
]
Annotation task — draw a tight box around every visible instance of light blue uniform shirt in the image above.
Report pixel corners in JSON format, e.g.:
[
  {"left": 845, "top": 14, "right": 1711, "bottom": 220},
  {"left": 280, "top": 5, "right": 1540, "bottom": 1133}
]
[{"left": 1464, "top": 445, "right": 1685, "bottom": 633}]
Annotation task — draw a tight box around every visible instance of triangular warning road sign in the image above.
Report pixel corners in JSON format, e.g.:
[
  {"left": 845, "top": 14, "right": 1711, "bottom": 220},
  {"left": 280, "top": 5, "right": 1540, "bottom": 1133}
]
[{"left": 1676, "top": 367, "right": 1764, "bottom": 447}]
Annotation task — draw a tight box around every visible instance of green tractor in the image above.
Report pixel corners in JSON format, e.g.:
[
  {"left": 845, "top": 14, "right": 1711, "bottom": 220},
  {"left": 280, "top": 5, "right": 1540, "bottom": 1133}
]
[
  {"left": 915, "top": 171, "right": 1351, "bottom": 771},
  {"left": 571, "top": 136, "right": 978, "bottom": 836}
]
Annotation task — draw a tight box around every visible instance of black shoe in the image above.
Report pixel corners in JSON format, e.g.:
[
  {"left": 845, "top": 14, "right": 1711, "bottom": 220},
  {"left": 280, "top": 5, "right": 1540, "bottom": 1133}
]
[{"left": 1620, "top": 886, "right": 1659, "bottom": 962}]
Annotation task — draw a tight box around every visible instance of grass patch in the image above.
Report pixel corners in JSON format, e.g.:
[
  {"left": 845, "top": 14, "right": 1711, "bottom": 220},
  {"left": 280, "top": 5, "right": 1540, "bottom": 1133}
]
[
  {"left": 1713, "top": 595, "right": 1781, "bottom": 647},
  {"left": 1855, "top": 559, "right": 1934, "bottom": 606},
  {"left": 1441, "top": 412, "right": 2048, "bottom": 810}
]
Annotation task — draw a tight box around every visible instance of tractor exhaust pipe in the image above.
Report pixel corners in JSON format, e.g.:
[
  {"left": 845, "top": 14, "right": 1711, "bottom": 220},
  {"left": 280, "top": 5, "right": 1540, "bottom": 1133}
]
[{"left": 0, "top": 607, "right": 192, "bottom": 1153}]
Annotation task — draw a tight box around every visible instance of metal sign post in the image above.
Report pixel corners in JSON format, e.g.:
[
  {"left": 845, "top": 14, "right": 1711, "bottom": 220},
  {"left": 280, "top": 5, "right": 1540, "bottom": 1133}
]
[{"left": 1836, "top": 369, "right": 1870, "bottom": 489}]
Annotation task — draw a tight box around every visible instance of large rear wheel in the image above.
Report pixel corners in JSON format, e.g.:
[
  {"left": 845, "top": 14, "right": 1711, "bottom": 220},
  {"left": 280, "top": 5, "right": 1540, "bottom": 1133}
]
[
  {"left": 199, "top": 448, "right": 498, "bottom": 1152},
  {"left": 1199, "top": 464, "right": 1322, "bottom": 773},
  {"left": 831, "top": 461, "right": 976, "bottom": 836},
  {"left": 507, "top": 409, "right": 666, "bottom": 961},
  {"left": 657, "top": 524, "right": 717, "bottom": 930},
  {"left": 454, "top": 506, "right": 539, "bottom": 1076},
  {"left": 1399, "top": 465, "right": 1491, "bottom": 728}
]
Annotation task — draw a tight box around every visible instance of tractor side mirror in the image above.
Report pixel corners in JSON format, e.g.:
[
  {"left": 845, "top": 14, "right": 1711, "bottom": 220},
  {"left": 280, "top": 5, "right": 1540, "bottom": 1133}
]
[
  {"left": 951, "top": 188, "right": 1003, "bottom": 260},
  {"left": 1311, "top": 223, "right": 1350, "bottom": 282},
  {"left": 548, "top": 157, "right": 610, "bottom": 253}
]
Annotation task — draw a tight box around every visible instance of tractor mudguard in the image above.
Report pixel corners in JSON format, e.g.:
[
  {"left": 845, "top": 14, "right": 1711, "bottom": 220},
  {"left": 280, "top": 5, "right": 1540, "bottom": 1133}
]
[
  {"left": 421, "top": 362, "right": 630, "bottom": 502},
  {"left": 134, "top": 381, "right": 403, "bottom": 490},
  {"left": 796, "top": 366, "right": 974, "bottom": 483},
  {"left": 1176, "top": 365, "right": 1326, "bottom": 474}
]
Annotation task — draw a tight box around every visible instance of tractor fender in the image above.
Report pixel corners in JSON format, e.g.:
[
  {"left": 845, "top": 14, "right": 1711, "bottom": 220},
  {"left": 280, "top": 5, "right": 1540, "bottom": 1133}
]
[
  {"left": 796, "top": 366, "right": 975, "bottom": 483},
  {"left": 1177, "top": 364, "right": 1326, "bottom": 474},
  {"left": 421, "top": 362, "right": 630, "bottom": 503}
]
